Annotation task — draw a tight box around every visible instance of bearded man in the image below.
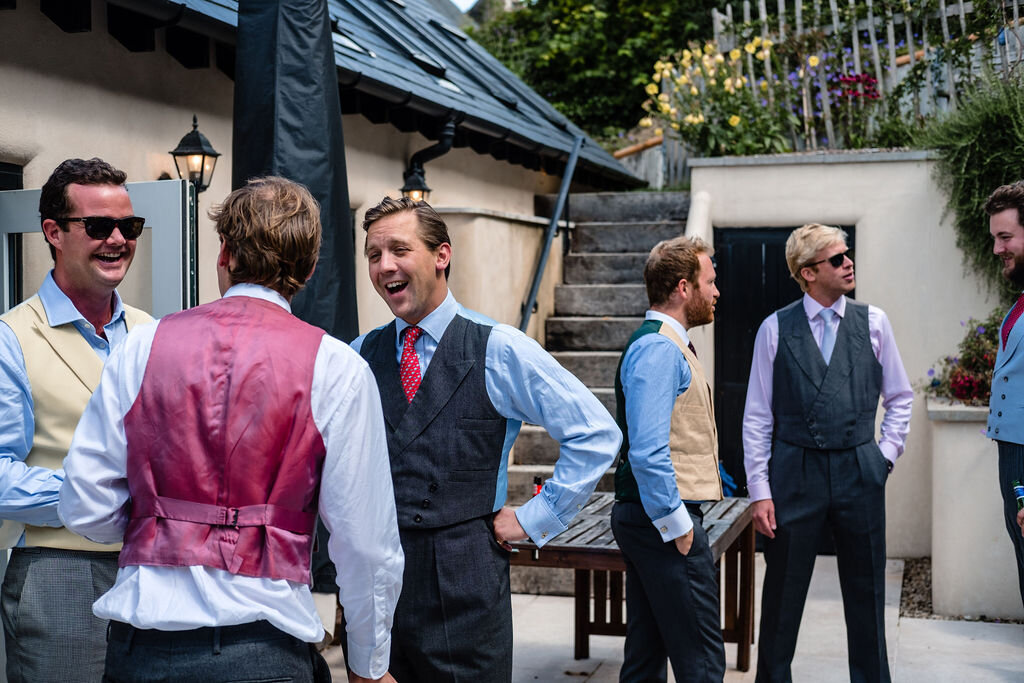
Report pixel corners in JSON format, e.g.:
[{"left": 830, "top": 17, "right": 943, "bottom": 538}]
[
  {"left": 986, "top": 180, "right": 1024, "bottom": 608},
  {"left": 610, "top": 235, "right": 726, "bottom": 682}
]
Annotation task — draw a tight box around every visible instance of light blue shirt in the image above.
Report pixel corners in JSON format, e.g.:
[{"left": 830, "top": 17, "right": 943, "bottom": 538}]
[
  {"left": 352, "top": 291, "right": 621, "bottom": 547},
  {"left": 620, "top": 311, "right": 697, "bottom": 541},
  {"left": 0, "top": 271, "right": 129, "bottom": 529}
]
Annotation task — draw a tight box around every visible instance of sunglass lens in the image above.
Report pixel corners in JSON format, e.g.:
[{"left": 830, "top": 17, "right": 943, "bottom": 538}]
[
  {"left": 829, "top": 251, "right": 851, "bottom": 267},
  {"left": 83, "top": 217, "right": 145, "bottom": 240}
]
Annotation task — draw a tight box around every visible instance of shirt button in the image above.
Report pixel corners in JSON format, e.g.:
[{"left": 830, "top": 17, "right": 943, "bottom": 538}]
[
  {"left": 428, "top": 483, "right": 439, "bottom": 492},
  {"left": 1004, "top": 376, "right": 1009, "bottom": 382},
  {"left": 996, "top": 428, "right": 1000, "bottom": 434},
  {"left": 541, "top": 532, "right": 548, "bottom": 538},
  {"left": 999, "top": 412, "right": 1003, "bottom": 417},
  {"left": 1002, "top": 394, "right": 1007, "bottom": 400},
  {"left": 660, "top": 526, "right": 668, "bottom": 533},
  {"left": 422, "top": 499, "right": 431, "bottom": 509},
  {"left": 414, "top": 514, "right": 423, "bottom": 523}
]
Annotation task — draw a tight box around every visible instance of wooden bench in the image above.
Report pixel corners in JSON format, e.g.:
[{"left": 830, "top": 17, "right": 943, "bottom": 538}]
[{"left": 510, "top": 492, "right": 755, "bottom": 670}]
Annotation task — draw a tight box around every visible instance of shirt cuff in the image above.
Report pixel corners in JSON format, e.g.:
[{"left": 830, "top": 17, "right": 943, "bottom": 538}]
[
  {"left": 747, "top": 480, "right": 773, "bottom": 502},
  {"left": 346, "top": 637, "right": 392, "bottom": 680},
  {"left": 515, "top": 495, "right": 569, "bottom": 548},
  {"left": 651, "top": 503, "right": 693, "bottom": 542},
  {"left": 878, "top": 441, "right": 898, "bottom": 466}
]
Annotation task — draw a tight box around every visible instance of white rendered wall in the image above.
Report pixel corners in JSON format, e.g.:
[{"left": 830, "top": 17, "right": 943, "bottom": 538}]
[{"left": 689, "top": 152, "right": 1000, "bottom": 558}]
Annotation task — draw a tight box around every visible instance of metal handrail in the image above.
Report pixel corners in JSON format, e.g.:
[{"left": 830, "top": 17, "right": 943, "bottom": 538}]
[{"left": 519, "top": 135, "right": 584, "bottom": 332}]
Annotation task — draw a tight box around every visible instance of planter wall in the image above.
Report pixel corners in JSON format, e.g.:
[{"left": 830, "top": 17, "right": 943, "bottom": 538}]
[{"left": 929, "top": 398, "right": 1024, "bottom": 619}]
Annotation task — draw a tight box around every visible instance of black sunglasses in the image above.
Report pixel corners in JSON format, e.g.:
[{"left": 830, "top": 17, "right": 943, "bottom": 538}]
[
  {"left": 804, "top": 249, "right": 852, "bottom": 269},
  {"left": 57, "top": 216, "right": 146, "bottom": 241}
]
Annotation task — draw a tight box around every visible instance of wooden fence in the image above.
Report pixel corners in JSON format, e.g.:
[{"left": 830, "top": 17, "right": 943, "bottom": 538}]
[{"left": 708, "top": 0, "right": 1023, "bottom": 147}]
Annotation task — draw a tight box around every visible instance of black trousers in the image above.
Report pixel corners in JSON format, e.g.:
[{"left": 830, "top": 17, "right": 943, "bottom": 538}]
[
  {"left": 756, "top": 442, "right": 890, "bottom": 683},
  {"left": 611, "top": 501, "right": 725, "bottom": 683},
  {"left": 996, "top": 440, "right": 1024, "bottom": 608},
  {"left": 103, "top": 620, "right": 328, "bottom": 683},
  {"left": 389, "top": 516, "right": 513, "bottom": 683}
]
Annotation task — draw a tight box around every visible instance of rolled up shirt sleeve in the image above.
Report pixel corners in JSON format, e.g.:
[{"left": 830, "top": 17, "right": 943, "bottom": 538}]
[
  {"left": 620, "top": 334, "right": 693, "bottom": 540},
  {"left": 484, "top": 325, "right": 621, "bottom": 547}
]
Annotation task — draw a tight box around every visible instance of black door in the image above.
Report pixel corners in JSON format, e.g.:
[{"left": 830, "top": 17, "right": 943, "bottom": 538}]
[{"left": 713, "top": 226, "right": 855, "bottom": 495}]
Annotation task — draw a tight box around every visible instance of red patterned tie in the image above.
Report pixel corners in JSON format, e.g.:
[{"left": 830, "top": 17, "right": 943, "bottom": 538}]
[
  {"left": 1003, "top": 294, "right": 1024, "bottom": 350},
  {"left": 400, "top": 326, "right": 423, "bottom": 402}
]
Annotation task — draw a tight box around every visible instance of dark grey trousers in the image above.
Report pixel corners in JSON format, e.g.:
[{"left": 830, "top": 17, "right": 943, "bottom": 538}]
[
  {"left": 390, "top": 516, "right": 512, "bottom": 683},
  {"left": 997, "top": 440, "right": 1024, "bottom": 608},
  {"left": 611, "top": 501, "right": 725, "bottom": 683},
  {"left": 103, "top": 620, "right": 325, "bottom": 683},
  {"left": 756, "top": 442, "right": 890, "bottom": 683},
  {"left": 1, "top": 547, "right": 119, "bottom": 683}
]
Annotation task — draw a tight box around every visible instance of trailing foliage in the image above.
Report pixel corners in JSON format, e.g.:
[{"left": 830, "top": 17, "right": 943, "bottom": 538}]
[
  {"left": 916, "top": 74, "right": 1024, "bottom": 301},
  {"left": 469, "top": 0, "right": 717, "bottom": 138}
]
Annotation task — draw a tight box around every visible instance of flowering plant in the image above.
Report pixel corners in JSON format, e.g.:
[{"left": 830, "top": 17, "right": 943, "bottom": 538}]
[
  {"left": 923, "top": 310, "right": 1005, "bottom": 405},
  {"left": 638, "top": 39, "right": 796, "bottom": 156}
]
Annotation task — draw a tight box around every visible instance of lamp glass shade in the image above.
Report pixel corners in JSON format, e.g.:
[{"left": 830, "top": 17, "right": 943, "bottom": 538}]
[{"left": 169, "top": 115, "right": 220, "bottom": 193}]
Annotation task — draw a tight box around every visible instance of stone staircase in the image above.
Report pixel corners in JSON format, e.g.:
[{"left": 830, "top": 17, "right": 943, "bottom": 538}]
[{"left": 507, "top": 191, "right": 690, "bottom": 554}]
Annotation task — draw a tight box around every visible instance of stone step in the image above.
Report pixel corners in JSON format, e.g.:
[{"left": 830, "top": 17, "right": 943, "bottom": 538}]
[
  {"left": 572, "top": 221, "right": 686, "bottom": 254},
  {"left": 506, "top": 463, "right": 615, "bottom": 507},
  {"left": 512, "top": 425, "right": 560, "bottom": 466},
  {"left": 551, "top": 351, "right": 620, "bottom": 388},
  {"left": 536, "top": 191, "right": 690, "bottom": 223},
  {"left": 564, "top": 253, "right": 647, "bottom": 285},
  {"left": 593, "top": 387, "right": 615, "bottom": 415},
  {"left": 554, "top": 284, "right": 648, "bottom": 317},
  {"left": 546, "top": 316, "right": 641, "bottom": 352}
]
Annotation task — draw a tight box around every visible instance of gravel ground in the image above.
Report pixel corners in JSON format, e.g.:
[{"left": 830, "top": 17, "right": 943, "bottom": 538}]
[{"left": 899, "top": 557, "right": 1024, "bottom": 623}]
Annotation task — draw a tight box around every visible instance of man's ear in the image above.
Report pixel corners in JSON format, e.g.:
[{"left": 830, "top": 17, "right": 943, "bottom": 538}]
[
  {"left": 42, "top": 219, "right": 63, "bottom": 252},
  {"left": 800, "top": 265, "right": 818, "bottom": 285},
  {"left": 435, "top": 242, "right": 451, "bottom": 275},
  {"left": 217, "top": 240, "right": 231, "bottom": 269}
]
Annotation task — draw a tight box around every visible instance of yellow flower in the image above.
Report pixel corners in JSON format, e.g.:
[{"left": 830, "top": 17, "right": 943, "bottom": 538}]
[
  {"left": 708, "top": 78, "right": 716, "bottom": 86},
  {"left": 690, "top": 86, "right": 699, "bottom": 96},
  {"left": 654, "top": 60, "right": 665, "bottom": 72},
  {"left": 729, "top": 48, "right": 742, "bottom": 61},
  {"left": 762, "top": 39, "right": 773, "bottom": 49},
  {"left": 760, "top": 80, "right": 768, "bottom": 91},
  {"left": 728, "top": 115, "right": 741, "bottom": 127},
  {"left": 705, "top": 41, "right": 716, "bottom": 54},
  {"left": 714, "top": 54, "right": 725, "bottom": 64},
  {"left": 658, "top": 93, "right": 670, "bottom": 102},
  {"left": 808, "top": 55, "right": 820, "bottom": 67},
  {"left": 744, "top": 42, "right": 756, "bottom": 54},
  {"left": 739, "top": 75, "right": 748, "bottom": 85},
  {"left": 654, "top": 128, "right": 663, "bottom": 136},
  {"left": 755, "top": 50, "right": 766, "bottom": 61},
  {"left": 696, "top": 113, "right": 705, "bottom": 123},
  {"left": 659, "top": 102, "right": 671, "bottom": 114},
  {"left": 670, "top": 122, "right": 680, "bottom": 130},
  {"left": 652, "top": 72, "right": 661, "bottom": 83},
  {"left": 752, "top": 36, "right": 762, "bottom": 48},
  {"left": 676, "top": 74, "right": 690, "bottom": 86},
  {"left": 682, "top": 49, "right": 692, "bottom": 61},
  {"left": 645, "top": 83, "right": 659, "bottom": 96},
  {"left": 639, "top": 117, "right": 653, "bottom": 128},
  {"left": 669, "top": 107, "right": 678, "bottom": 116}
]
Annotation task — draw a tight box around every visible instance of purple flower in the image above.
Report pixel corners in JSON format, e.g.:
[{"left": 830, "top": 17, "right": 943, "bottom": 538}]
[
  {"left": 927, "top": 368, "right": 935, "bottom": 376},
  {"left": 978, "top": 326, "right": 986, "bottom": 334}
]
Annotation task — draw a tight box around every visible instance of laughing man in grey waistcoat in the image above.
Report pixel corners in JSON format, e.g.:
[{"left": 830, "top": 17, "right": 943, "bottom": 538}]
[
  {"left": 742, "top": 223, "right": 912, "bottom": 683},
  {"left": 351, "top": 196, "right": 620, "bottom": 683}
]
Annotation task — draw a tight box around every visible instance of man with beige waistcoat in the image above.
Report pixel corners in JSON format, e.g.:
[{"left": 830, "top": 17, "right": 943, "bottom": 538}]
[
  {"left": 610, "top": 235, "right": 726, "bottom": 682},
  {"left": 0, "top": 158, "right": 151, "bottom": 682}
]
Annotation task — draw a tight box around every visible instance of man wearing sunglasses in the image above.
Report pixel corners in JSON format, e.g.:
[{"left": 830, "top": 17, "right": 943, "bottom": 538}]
[
  {"left": 0, "top": 157, "right": 152, "bottom": 682},
  {"left": 742, "top": 223, "right": 912, "bottom": 683}
]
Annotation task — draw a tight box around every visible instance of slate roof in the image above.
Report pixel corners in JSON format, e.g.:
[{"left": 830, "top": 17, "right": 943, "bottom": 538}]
[{"left": 117, "top": 0, "right": 644, "bottom": 189}]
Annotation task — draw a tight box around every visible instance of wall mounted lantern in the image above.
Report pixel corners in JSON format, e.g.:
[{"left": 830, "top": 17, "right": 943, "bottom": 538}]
[{"left": 169, "top": 115, "right": 220, "bottom": 193}]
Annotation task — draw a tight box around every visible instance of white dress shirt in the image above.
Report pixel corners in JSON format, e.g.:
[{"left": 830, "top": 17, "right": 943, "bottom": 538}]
[
  {"left": 58, "top": 284, "right": 404, "bottom": 680},
  {"left": 742, "top": 294, "right": 913, "bottom": 502}
]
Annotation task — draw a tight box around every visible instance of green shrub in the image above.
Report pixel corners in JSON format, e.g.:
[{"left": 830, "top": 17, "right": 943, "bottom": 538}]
[{"left": 916, "top": 73, "right": 1024, "bottom": 302}]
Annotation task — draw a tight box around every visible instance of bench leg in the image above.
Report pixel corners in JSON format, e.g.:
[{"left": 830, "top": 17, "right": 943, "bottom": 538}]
[
  {"left": 737, "top": 521, "right": 755, "bottom": 672},
  {"left": 574, "top": 569, "right": 590, "bottom": 660}
]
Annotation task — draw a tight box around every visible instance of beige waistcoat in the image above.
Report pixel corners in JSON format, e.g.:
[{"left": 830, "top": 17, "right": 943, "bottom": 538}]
[
  {"left": 0, "top": 295, "right": 151, "bottom": 550},
  {"left": 658, "top": 324, "right": 723, "bottom": 502}
]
